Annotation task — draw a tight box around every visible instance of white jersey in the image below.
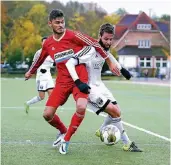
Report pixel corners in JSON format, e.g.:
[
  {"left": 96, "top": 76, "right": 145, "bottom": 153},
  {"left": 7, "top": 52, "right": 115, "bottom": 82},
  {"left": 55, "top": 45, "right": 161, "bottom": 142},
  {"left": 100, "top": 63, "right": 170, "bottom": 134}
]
[
  {"left": 67, "top": 46, "right": 122, "bottom": 113},
  {"left": 78, "top": 48, "right": 121, "bottom": 86},
  {"left": 33, "top": 49, "right": 54, "bottom": 81},
  {"left": 85, "top": 52, "right": 105, "bottom": 85}
]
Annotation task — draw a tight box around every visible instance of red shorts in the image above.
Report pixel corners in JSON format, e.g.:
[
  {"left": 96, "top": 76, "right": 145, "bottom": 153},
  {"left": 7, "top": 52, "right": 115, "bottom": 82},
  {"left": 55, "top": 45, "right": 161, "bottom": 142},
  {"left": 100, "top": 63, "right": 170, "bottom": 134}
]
[
  {"left": 46, "top": 83, "right": 88, "bottom": 108},
  {"left": 46, "top": 64, "right": 88, "bottom": 108}
]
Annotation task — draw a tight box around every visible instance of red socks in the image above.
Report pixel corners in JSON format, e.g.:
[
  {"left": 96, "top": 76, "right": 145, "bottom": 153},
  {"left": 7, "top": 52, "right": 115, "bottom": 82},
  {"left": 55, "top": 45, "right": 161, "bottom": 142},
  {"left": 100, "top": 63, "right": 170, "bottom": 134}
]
[
  {"left": 48, "top": 114, "right": 67, "bottom": 134},
  {"left": 47, "top": 111, "right": 85, "bottom": 140},
  {"left": 64, "top": 111, "right": 85, "bottom": 141}
]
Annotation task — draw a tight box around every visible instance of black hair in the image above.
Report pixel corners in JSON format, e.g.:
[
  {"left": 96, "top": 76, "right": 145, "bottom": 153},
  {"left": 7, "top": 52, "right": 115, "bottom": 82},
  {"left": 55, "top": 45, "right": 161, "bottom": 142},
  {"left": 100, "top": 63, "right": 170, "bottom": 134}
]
[
  {"left": 41, "top": 36, "right": 48, "bottom": 42},
  {"left": 49, "top": 9, "right": 64, "bottom": 21},
  {"left": 99, "top": 23, "right": 115, "bottom": 36}
]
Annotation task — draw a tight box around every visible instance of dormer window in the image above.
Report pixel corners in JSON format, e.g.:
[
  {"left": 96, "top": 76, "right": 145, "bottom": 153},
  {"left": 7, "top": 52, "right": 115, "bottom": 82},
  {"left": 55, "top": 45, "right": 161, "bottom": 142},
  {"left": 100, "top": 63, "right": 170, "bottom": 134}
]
[
  {"left": 137, "top": 24, "right": 151, "bottom": 30},
  {"left": 138, "top": 40, "right": 151, "bottom": 48}
]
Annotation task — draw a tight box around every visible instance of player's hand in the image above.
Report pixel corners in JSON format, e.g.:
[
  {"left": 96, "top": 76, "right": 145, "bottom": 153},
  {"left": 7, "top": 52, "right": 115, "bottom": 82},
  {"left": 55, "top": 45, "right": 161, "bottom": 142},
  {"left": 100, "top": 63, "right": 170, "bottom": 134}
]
[
  {"left": 25, "top": 71, "right": 32, "bottom": 81},
  {"left": 109, "top": 63, "right": 121, "bottom": 76},
  {"left": 105, "top": 57, "right": 120, "bottom": 76},
  {"left": 75, "top": 79, "right": 91, "bottom": 94},
  {"left": 121, "top": 67, "right": 132, "bottom": 80}
]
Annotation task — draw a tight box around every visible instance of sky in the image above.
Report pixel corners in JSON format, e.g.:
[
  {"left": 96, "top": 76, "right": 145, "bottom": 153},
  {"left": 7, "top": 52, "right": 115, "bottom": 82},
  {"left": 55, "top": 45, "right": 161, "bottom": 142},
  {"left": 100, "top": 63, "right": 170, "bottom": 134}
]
[{"left": 47, "top": 0, "right": 170, "bottom": 17}]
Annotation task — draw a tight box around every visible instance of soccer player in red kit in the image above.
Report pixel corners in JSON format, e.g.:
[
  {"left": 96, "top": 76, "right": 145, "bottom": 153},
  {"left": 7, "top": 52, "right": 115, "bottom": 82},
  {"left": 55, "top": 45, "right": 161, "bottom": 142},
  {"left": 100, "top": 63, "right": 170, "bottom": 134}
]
[{"left": 25, "top": 9, "right": 120, "bottom": 154}]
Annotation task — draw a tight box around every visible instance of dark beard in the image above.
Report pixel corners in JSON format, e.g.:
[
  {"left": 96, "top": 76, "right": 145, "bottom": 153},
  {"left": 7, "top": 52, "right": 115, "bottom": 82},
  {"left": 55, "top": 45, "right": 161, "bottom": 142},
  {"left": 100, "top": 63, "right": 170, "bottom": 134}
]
[{"left": 99, "top": 39, "right": 110, "bottom": 51}]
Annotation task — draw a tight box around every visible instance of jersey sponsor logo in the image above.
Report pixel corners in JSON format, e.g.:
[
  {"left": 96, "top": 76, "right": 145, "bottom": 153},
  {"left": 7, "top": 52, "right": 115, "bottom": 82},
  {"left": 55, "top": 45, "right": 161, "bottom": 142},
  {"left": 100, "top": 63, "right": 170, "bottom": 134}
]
[
  {"left": 93, "top": 61, "right": 104, "bottom": 69},
  {"left": 54, "top": 49, "right": 74, "bottom": 63}
]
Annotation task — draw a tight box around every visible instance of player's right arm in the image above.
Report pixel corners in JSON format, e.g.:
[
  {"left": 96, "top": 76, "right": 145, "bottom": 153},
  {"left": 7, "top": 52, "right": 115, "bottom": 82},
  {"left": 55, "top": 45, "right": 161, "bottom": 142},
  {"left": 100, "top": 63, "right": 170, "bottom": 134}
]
[
  {"left": 108, "top": 52, "right": 132, "bottom": 80},
  {"left": 25, "top": 45, "right": 48, "bottom": 80}
]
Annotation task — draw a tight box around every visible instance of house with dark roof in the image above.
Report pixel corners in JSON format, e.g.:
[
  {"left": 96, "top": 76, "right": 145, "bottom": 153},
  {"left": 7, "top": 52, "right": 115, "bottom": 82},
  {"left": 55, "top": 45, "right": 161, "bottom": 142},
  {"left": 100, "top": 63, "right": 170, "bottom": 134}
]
[{"left": 113, "top": 12, "right": 170, "bottom": 77}]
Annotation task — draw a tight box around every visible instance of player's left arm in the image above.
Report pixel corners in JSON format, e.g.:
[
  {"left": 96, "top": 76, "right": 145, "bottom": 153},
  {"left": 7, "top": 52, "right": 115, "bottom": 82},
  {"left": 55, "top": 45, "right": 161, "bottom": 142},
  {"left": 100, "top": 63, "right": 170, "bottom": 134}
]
[
  {"left": 66, "top": 58, "right": 79, "bottom": 81},
  {"left": 66, "top": 57, "right": 91, "bottom": 94},
  {"left": 66, "top": 46, "right": 96, "bottom": 81},
  {"left": 66, "top": 46, "right": 95, "bottom": 94}
]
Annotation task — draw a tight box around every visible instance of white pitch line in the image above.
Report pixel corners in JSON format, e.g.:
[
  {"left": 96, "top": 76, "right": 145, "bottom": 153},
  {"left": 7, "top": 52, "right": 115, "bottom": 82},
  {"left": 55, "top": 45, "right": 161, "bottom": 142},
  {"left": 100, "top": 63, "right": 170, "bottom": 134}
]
[
  {"left": 103, "top": 80, "right": 170, "bottom": 87},
  {"left": 122, "top": 121, "right": 171, "bottom": 142},
  {"left": 1, "top": 106, "right": 171, "bottom": 142},
  {"left": 86, "top": 108, "right": 171, "bottom": 142},
  {"left": 1, "top": 107, "right": 43, "bottom": 109}
]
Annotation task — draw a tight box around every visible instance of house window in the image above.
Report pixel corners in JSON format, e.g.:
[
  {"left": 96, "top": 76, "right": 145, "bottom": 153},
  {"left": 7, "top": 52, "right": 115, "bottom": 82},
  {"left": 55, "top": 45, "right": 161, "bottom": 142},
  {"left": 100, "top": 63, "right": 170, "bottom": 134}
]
[
  {"left": 146, "top": 62, "right": 151, "bottom": 67},
  {"left": 138, "top": 40, "right": 151, "bottom": 48},
  {"left": 156, "top": 58, "right": 167, "bottom": 68},
  {"left": 163, "top": 63, "right": 167, "bottom": 67},
  {"left": 137, "top": 24, "right": 152, "bottom": 30},
  {"left": 156, "top": 62, "right": 160, "bottom": 67},
  {"left": 139, "top": 57, "right": 151, "bottom": 68},
  {"left": 140, "top": 62, "right": 144, "bottom": 67}
]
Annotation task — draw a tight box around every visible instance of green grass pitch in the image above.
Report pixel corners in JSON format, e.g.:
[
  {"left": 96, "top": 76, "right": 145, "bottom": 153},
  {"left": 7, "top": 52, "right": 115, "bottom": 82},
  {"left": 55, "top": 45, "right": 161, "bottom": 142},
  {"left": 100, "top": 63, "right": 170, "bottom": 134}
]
[{"left": 1, "top": 78, "right": 170, "bottom": 165}]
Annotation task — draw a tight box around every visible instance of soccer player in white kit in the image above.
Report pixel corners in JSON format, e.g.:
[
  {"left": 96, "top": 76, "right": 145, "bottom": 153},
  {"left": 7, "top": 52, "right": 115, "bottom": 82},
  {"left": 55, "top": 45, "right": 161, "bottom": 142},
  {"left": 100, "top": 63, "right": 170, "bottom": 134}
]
[
  {"left": 66, "top": 23, "right": 142, "bottom": 152},
  {"left": 24, "top": 37, "right": 55, "bottom": 113}
]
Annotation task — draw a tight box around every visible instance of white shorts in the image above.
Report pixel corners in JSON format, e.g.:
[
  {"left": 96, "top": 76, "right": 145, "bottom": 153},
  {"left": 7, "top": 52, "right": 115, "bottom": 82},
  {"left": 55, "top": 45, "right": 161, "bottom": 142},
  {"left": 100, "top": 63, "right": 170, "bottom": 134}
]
[
  {"left": 36, "top": 79, "right": 54, "bottom": 92},
  {"left": 87, "top": 82, "right": 116, "bottom": 114}
]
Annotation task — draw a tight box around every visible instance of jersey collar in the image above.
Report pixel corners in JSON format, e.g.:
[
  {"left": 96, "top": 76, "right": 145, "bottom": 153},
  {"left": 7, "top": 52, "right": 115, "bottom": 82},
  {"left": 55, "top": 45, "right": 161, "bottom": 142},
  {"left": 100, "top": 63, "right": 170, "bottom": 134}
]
[{"left": 53, "top": 29, "right": 66, "bottom": 42}]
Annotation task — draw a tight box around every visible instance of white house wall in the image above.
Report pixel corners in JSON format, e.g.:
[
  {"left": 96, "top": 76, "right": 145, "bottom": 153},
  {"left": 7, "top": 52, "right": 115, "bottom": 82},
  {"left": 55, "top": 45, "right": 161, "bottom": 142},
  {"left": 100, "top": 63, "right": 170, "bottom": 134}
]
[{"left": 119, "top": 55, "right": 138, "bottom": 68}]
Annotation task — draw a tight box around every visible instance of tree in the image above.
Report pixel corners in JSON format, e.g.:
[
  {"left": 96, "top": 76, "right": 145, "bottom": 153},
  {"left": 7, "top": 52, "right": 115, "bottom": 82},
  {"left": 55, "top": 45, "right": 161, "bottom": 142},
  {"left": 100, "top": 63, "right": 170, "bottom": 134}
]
[
  {"left": 68, "top": 12, "right": 85, "bottom": 30},
  {"left": 5, "top": 17, "right": 41, "bottom": 62},
  {"left": 27, "top": 4, "right": 50, "bottom": 35},
  {"left": 6, "top": 48, "right": 23, "bottom": 68},
  {"left": 45, "top": 1, "right": 65, "bottom": 14},
  {"left": 81, "top": 11, "right": 102, "bottom": 37},
  {"left": 3, "top": 1, "right": 39, "bottom": 19},
  {"left": 103, "top": 13, "right": 120, "bottom": 25},
  {"left": 1, "top": 2, "right": 12, "bottom": 61},
  {"left": 115, "top": 8, "right": 128, "bottom": 16},
  {"left": 66, "top": 1, "right": 85, "bottom": 14},
  {"left": 160, "top": 14, "right": 170, "bottom": 22}
]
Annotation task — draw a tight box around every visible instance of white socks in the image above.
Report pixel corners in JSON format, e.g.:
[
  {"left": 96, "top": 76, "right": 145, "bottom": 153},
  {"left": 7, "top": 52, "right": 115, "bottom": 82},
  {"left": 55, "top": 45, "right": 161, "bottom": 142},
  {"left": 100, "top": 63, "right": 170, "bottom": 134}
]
[
  {"left": 100, "top": 115, "right": 130, "bottom": 145},
  {"left": 26, "top": 96, "right": 42, "bottom": 105},
  {"left": 100, "top": 116, "right": 111, "bottom": 130}
]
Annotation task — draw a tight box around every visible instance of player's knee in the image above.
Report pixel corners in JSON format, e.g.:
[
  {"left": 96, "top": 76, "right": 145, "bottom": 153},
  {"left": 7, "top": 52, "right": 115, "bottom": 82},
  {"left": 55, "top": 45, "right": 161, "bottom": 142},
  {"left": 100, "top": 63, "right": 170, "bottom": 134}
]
[
  {"left": 39, "top": 96, "right": 45, "bottom": 100},
  {"left": 114, "top": 110, "right": 121, "bottom": 118},
  {"left": 109, "top": 110, "right": 120, "bottom": 118},
  {"left": 76, "top": 103, "right": 86, "bottom": 113},
  {"left": 106, "top": 104, "right": 121, "bottom": 118},
  {"left": 76, "top": 98, "right": 87, "bottom": 112},
  {"left": 76, "top": 111, "right": 85, "bottom": 118},
  {"left": 43, "top": 110, "right": 53, "bottom": 121}
]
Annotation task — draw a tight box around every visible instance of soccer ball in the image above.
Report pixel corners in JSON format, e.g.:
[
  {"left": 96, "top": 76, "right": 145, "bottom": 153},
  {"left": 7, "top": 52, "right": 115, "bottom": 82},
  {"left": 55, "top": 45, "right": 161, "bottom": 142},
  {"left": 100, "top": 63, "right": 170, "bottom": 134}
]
[{"left": 100, "top": 125, "right": 121, "bottom": 145}]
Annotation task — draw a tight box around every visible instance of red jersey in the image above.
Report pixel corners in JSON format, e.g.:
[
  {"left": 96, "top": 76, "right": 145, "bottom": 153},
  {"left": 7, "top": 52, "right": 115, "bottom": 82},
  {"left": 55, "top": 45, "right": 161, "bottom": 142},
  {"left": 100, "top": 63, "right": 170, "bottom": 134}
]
[{"left": 29, "top": 29, "right": 108, "bottom": 84}]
